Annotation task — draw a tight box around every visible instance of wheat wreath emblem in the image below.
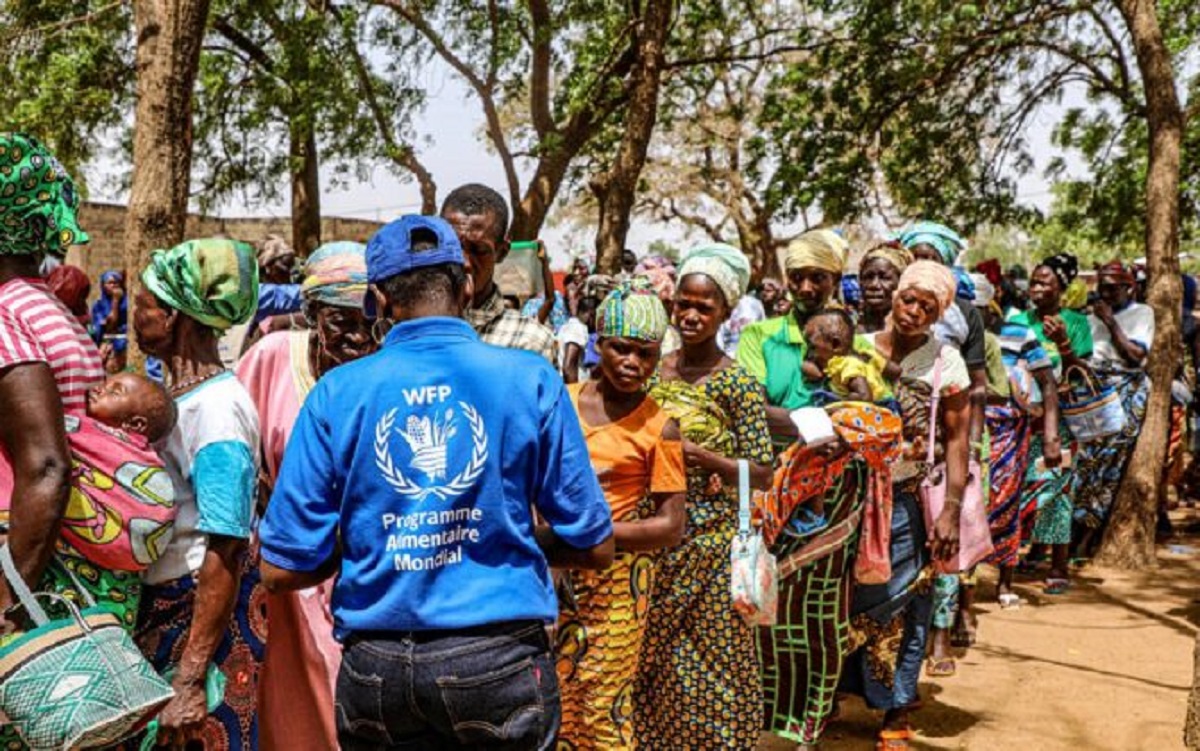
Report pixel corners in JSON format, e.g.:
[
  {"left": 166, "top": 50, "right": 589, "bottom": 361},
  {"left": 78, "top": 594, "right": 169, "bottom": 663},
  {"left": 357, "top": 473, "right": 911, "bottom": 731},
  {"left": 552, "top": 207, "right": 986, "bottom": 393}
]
[{"left": 374, "top": 403, "right": 488, "bottom": 502}]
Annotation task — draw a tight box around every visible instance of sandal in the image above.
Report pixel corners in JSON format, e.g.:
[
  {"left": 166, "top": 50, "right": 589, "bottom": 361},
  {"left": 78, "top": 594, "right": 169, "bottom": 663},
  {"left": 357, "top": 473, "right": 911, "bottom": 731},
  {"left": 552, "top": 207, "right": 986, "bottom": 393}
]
[
  {"left": 876, "top": 727, "right": 915, "bottom": 750},
  {"left": 950, "top": 617, "right": 976, "bottom": 648},
  {"left": 925, "top": 656, "right": 956, "bottom": 677},
  {"left": 998, "top": 592, "right": 1021, "bottom": 609},
  {"left": 1044, "top": 577, "right": 1070, "bottom": 595}
]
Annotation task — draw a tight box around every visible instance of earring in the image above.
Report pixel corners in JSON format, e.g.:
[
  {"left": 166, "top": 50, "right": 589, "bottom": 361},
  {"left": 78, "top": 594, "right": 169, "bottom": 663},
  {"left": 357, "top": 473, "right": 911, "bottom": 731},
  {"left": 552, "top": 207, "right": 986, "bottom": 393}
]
[{"left": 371, "top": 318, "right": 392, "bottom": 344}]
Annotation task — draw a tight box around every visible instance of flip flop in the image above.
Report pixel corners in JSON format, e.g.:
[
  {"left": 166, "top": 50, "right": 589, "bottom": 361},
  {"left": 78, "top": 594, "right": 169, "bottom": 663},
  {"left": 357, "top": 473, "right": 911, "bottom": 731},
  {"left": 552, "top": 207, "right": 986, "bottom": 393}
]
[
  {"left": 998, "top": 592, "right": 1021, "bottom": 609},
  {"left": 1044, "top": 577, "right": 1070, "bottom": 595},
  {"left": 925, "top": 656, "right": 956, "bottom": 677},
  {"left": 876, "top": 727, "right": 915, "bottom": 750}
]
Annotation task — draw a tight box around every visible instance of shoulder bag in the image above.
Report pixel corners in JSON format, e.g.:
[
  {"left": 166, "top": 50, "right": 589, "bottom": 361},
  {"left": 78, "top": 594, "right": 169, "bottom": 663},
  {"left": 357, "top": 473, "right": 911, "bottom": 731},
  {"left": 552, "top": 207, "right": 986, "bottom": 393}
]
[
  {"left": 0, "top": 547, "right": 173, "bottom": 750},
  {"left": 730, "top": 459, "right": 778, "bottom": 625},
  {"left": 918, "top": 351, "right": 994, "bottom": 573}
]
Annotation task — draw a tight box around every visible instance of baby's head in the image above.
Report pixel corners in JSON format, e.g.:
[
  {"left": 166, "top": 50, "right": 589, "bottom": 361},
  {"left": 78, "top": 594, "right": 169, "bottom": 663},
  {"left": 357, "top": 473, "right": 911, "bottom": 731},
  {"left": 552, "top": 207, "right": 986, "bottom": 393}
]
[
  {"left": 86, "top": 373, "right": 177, "bottom": 443},
  {"left": 804, "top": 308, "right": 857, "bottom": 369}
]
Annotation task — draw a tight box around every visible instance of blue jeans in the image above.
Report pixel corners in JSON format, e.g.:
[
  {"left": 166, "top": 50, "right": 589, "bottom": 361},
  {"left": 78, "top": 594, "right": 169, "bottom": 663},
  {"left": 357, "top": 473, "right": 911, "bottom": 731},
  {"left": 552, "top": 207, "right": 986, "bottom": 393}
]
[{"left": 336, "top": 620, "right": 560, "bottom": 750}]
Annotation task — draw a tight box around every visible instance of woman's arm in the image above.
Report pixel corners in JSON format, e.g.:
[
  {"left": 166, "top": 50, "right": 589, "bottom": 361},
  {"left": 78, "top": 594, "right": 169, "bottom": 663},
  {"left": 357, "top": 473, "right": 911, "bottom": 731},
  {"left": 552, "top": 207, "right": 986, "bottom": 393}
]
[
  {"left": 685, "top": 443, "right": 772, "bottom": 490},
  {"left": 1094, "top": 301, "right": 1148, "bottom": 365},
  {"left": 155, "top": 535, "right": 245, "bottom": 747},
  {"left": 612, "top": 490, "right": 685, "bottom": 551},
  {"left": 0, "top": 364, "right": 72, "bottom": 609},
  {"left": 932, "top": 389, "right": 970, "bottom": 562},
  {"left": 536, "top": 243, "right": 556, "bottom": 325},
  {"left": 562, "top": 342, "right": 583, "bottom": 385},
  {"left": 1033, "top": 367, "right": 1063, "bottom": 467}
]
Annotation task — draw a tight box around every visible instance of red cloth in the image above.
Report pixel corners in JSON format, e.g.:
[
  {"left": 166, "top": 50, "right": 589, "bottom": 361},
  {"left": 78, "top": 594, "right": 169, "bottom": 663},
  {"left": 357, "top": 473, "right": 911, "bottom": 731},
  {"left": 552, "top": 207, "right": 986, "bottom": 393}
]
[{"left": 46, "top": 264, "right": 91, "bottom": 320}]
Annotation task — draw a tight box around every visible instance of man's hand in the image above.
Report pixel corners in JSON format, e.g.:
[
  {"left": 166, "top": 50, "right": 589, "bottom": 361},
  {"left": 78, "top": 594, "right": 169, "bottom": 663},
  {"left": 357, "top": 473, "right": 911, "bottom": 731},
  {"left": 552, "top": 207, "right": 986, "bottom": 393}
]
[
  {"left": 1093, "top": 299, "right": 1116, "bottom": 327},
  {"left": 156, "top": 677, "right": 208, "bottom": 749}
]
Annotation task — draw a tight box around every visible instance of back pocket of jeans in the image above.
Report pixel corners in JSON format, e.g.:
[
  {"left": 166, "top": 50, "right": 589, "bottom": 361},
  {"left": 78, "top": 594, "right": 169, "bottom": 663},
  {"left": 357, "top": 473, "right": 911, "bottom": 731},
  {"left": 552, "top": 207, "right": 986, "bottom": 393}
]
[
  {"left": 436, "top": 655, "right": 545, "bottom": 743},
  {"left": 335, "top": 652, "right": 392, "bottom": 745}
]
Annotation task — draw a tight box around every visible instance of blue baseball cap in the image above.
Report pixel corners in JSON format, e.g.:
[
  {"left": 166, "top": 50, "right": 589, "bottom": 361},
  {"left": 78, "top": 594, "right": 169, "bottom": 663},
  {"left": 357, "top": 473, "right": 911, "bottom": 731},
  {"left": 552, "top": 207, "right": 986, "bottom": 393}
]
[{"left": 366, "top": 215, "right": 464, "bottom": 284}]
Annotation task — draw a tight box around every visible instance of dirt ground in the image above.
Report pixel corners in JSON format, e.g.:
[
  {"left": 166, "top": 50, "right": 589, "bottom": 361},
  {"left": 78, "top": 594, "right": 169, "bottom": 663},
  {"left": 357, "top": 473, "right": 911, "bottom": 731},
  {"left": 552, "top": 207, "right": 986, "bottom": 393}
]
[{"left": 760, "top": 514, "right": 1200, "bottom": 750}]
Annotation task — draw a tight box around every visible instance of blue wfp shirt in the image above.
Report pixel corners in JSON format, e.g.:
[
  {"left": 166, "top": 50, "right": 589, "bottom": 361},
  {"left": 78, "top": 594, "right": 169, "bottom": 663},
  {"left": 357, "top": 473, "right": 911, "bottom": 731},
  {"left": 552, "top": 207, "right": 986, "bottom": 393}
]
[{"left": 260, "top": 317, "right": 612, "bottom": 638}]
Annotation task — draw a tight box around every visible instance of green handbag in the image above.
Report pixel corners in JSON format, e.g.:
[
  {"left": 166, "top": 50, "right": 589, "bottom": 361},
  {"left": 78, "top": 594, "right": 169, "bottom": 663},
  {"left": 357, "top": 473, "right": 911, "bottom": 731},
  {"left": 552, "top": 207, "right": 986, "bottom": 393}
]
[{"left": 0, "top": 546, "right": 173, "bottom": 750}]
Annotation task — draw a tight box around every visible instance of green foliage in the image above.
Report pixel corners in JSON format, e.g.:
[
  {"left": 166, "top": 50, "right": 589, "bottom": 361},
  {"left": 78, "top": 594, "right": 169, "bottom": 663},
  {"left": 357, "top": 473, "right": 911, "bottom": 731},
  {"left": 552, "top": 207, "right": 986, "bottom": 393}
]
[
  {"left": 0, "top": 0, "right": 134, "bottom": 189},
  {"left": 192, "top": 1, "right": 424, "bottom": 211}
]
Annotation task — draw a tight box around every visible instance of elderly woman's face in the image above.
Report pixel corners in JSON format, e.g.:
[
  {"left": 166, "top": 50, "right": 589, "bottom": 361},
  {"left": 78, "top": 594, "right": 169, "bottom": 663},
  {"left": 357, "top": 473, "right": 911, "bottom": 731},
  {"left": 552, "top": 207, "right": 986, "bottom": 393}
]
[
  {"left": 786, "top": 267, "right": 838, "bottom": 313},
  {"left": 312, "top": 304, "right": 375, "bottom": 368},
  {"left": 1098, "top": 272, "right": 1133, "bottom": 308},
  {"left": 1029, "top": 266, "right": 1062, "bottom": 309},
  {"left": 132, "top": 287, "right": 173, "bottom": 357},
  {"left": 860, "top": 258, "right": 902, "bottom": 312},
  {"left": 892, "top": 288, "right": 942, "bottom": 335}
]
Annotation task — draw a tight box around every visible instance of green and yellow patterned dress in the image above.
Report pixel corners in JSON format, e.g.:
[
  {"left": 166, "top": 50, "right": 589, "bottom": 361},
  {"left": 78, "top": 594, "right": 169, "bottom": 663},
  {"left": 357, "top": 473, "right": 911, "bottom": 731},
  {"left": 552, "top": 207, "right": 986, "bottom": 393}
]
[{"left": 633, "top": 364, "right": 774, "bottom": 750}]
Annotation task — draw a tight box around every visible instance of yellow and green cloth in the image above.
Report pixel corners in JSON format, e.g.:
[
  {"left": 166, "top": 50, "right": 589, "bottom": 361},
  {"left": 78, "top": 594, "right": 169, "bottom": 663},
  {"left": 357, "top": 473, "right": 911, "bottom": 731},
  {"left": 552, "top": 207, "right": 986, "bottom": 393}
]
[{"left": 142, "top": 238, "right": 260, "bottom": 330}]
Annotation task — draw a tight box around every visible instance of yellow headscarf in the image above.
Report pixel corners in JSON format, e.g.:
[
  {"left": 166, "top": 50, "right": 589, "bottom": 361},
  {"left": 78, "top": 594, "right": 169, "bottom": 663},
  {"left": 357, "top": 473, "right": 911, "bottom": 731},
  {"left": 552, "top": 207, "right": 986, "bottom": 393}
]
[{"left": 783, "top": 229, "right": 847, "bottom": 274}]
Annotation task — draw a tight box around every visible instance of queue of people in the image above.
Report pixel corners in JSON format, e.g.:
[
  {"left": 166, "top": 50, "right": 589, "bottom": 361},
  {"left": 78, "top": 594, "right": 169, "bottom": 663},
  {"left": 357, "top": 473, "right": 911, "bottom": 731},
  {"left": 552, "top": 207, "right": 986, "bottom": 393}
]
[{"left": 0, "top": 131, "right": 1184, "bottom": 751}]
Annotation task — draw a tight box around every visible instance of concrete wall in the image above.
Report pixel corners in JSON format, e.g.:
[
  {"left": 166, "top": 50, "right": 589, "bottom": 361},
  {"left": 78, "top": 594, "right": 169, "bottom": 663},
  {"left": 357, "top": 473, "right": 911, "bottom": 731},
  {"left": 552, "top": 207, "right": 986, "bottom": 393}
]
[{"left": 63, "top": 202, "right": 384, "bottom": 285}]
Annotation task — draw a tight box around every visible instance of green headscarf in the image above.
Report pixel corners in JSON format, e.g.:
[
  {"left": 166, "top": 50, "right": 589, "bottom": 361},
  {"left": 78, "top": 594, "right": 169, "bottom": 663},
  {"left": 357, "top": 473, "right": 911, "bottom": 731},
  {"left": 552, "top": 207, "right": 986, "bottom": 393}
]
[
  {"left": 597, "top": 278, "right": 669, "bottom": 342},
  {"left": 0, "top": 133, "right": 89, "bottom": 257},
  {"left": 142, "top": 238, "right": 260, "bottom": 331},
  {"left": 678, "top": 242, "right": 751, "bottom": 306}
]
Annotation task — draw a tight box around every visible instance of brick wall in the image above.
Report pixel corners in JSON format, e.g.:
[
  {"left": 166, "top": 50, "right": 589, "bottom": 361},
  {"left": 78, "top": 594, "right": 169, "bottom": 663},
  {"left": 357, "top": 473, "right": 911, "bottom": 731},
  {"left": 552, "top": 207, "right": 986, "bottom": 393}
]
[{"left": 63, "top": 202, "right": 384, "bottom": 284}]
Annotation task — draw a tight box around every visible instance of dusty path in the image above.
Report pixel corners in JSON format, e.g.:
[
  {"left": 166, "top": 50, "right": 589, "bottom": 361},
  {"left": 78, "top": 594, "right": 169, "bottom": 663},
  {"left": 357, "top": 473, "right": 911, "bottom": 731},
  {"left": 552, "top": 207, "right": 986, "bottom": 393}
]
[{"left": 761, "top": 525, "right": 1199, "bottom": 750}]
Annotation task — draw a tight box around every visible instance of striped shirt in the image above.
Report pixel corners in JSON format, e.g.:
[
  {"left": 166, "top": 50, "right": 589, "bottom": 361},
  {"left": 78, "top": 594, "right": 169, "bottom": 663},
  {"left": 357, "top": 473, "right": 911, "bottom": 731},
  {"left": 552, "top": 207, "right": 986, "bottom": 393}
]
[{"left": 0, "top": 278, "right": 105, "bottom": 413}]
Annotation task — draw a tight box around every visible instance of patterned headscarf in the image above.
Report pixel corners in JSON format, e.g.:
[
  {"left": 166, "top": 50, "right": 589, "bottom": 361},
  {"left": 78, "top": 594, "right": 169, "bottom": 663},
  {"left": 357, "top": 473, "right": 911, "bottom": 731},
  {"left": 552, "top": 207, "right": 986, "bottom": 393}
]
[
  {"left": 0, "top": 133, "right": 89, "bottom": 257},
  {"left": 678, "top": 242, "right": 751, "bottom": 306},
  {"left": 897, "top": 260, "right": 957, "bottom": 317},
  {"left": 784, "top": 229, "right": 847, "bottom": 274},
  {"left": 596, "top": 278, "right": 669, "bottom": 342},
  {"left": 257, "top": 234, "right": 295, "bottom": 267},
  {"left": 142, "top": 238, "right": 260, "bottom": 331},
  {"left": 634, "top": 255, "right": 677, "bottom": 302},
  {"left": 301, "top": 241, "right": 368, "bottom": 310},
  {"left": 861, "top": 241, "right": 913, "bottom": 274},
  {"left": 1040, "top": 252, "right": 1079, "bottom": 290},
  {"left": 896, "top": 221, "right": 967, "bottom": 266}
]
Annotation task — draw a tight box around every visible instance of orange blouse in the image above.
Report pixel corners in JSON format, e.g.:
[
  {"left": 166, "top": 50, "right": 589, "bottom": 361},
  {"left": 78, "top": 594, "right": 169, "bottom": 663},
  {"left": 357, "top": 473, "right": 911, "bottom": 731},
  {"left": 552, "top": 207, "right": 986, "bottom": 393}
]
[{"left": 568, "top": 384, "right": 687, "bottom": 522}]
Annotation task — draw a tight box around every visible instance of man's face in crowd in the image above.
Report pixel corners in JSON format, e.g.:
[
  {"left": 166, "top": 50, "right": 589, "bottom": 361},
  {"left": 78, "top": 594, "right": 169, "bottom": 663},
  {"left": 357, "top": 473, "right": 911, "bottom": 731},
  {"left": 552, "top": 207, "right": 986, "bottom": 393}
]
[
  {"left": 441, "top": 209, "right": 508, "bottom": 304},
  {"left": 1098, "top": 272, "right": 1133, "bottom": 310}
]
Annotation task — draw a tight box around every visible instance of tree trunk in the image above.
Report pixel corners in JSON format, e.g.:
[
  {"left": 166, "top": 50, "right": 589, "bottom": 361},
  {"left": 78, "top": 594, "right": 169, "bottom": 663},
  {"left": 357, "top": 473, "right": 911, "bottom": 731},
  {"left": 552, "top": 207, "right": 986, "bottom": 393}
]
[
  {"left": 290, "top": 120, "right": 321, "bottom": 255},
  {"left": 124, "top": 0, "right": 212, "bottom": 365},
  {"left": 1094, "top": 0, "right": 1185, "bottom": 570},
  {"left": 591, "top": 0, "right": 674, "bottom": 274}
]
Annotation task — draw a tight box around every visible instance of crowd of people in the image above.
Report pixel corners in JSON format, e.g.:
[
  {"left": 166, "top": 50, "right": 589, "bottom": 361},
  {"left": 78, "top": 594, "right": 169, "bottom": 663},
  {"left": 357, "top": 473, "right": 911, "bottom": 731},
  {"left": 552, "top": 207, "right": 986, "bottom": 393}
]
[{"left": 0, "top": 130, "right": 1190, "bottom": 751}]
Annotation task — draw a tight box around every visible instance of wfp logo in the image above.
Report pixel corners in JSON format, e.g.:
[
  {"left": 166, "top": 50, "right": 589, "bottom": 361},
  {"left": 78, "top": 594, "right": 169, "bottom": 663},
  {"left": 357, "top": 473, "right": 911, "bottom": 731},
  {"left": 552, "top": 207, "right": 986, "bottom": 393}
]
[{"left": 374, "top": 389, "right": 488, "bottom": 502}]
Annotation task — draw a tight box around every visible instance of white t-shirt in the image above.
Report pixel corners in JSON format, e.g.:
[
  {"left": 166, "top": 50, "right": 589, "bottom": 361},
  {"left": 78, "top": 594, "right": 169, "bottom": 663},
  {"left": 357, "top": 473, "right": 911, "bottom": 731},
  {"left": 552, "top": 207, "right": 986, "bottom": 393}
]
[
  {"left": 557, "top": 317, "right": 590, "bottom": 380},
  {"left": 145, "top": 373, "right": 261, "bottom": 584},
  {"left": 1089, "top": 302, "right": 1154, "bottom": 371}
]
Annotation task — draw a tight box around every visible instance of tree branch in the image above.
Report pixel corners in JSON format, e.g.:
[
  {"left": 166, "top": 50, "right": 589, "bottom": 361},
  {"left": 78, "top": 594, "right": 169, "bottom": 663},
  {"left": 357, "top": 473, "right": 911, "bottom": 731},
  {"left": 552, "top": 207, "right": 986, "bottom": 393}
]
[{"left": 528, "top": 0, "right": 555, "bottom": 138}]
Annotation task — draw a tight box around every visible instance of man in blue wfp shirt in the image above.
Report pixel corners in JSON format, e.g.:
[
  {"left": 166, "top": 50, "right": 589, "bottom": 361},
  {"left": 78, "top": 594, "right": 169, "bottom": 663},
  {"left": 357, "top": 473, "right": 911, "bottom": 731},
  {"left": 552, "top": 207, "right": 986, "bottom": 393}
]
[{"left": 259, "top": 215, "right": 615, "bottom": 750}]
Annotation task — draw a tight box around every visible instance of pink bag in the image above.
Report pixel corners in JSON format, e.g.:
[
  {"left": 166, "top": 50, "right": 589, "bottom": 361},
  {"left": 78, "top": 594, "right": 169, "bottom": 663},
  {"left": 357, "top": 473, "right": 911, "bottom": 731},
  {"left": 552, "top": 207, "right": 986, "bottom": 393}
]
[
  {"left": 918, "top": 352, "right": 993, "bottom": 573},
  {"left": 730, "top": 460, "right": 777, "bottom": 625}
]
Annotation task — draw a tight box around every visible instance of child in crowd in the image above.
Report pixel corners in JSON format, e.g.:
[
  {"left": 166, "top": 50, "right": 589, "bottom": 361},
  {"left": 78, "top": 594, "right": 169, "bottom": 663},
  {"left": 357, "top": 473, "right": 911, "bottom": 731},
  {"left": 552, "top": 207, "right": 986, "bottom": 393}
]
[
  {"left": 791, "top": 309, "right": 899, "bottom": 534},
  {"left": 0, "top": 373, "right": 178, "bottom": 574},
  {"left": 556, "top": 280, "right": 687, "bottom": 751},
  {"left": 802, "top": 308, "right": 899, "bottom": 403}
]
